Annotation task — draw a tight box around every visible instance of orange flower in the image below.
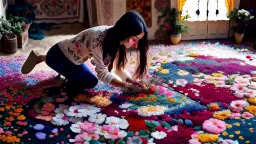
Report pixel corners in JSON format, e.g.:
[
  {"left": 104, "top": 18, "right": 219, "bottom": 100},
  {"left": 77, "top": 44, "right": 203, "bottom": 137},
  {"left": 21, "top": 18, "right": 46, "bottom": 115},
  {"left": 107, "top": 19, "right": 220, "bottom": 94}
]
[
  {"left": 7, "top": 117, "right": 15, "bottom": 122},
  {"left": 138, "top": 94, "right": 147, "bottom": 98},
  {"left": 0, "top": 107, "right": 4, "bottom": 112},
  {"left": 168, "top": 98, "right": 176, "bottom": 102},
  {"left": 12, "top": 112, "right": 20, "bottom": 117},
  {"left": 8, "top": 111, "right": 13, "bottom": 115},
  {"left": 245, "top": 106, "right": 256, "bottom": 115},
  {"left": 5, "top": 106, "right": 11, "bottom": 110},
  {"left": 17, "top": 134, "right": 23, "bottom": 137},
  {"left": 14, "top": 108, "right": 23, "bottom": 113},
  {"left": 208, "top": 103, "right": 220, "bottom": 111},
  {"left": 17, "top": 115, "right": 26, "bottom": 121},
  {"left": 0, "top": 135, "right": 20, "bottom": 143}
]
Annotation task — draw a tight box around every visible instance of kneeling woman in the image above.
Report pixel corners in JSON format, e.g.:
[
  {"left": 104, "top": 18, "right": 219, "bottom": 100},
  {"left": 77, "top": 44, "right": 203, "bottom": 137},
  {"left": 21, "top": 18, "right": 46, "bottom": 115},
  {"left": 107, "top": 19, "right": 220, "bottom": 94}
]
[{"left": 21, "top": 11, "right": 149, "bottom": 95}]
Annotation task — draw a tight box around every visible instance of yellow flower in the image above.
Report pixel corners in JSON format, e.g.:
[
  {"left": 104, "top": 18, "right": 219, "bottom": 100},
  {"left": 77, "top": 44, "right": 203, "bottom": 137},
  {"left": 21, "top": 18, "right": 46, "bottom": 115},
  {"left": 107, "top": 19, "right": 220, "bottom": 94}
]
[
  {"left": 197, "top": 134, "right": 219, "bottom": 143},
  {"left": 138, "top": 105, "right": 167, "bottom": 116},
  {"left": 213, "top": 110, "right": 231, "bottom": 120},
  {"left": 229, "top": 134, "right": 234, "bottom": 138},
  {"left": 226, "top": 124, "right": 232, "bottom": 129},
  {"left": 247, "top": 98, "right": 256, "bottom": 105},
  {"left": 222, "top": 131, "right": 228, "bottom": 136},
  {"left": 234, "top": 122, "right": 240, "bottom": 126},
  {"left": 245, "top": 106, "right": 256, "bottom": 115},
  {"left": 212, "top": 73, "right": 224, "bottom": 77},
  {"left": 161, "top": 59, "right": 168, "bottom": 64},
  {"left": 177, "top": 70, "right": 189, "bottom": 76},
  {"left": 160, "top": 69, "right": 169, "bottom": 74},
  {"left": 188, "top": 53, "right": 200, "bottom": 57},
  {"left": 235, "top": 130, "right": 241, "bottom": 135},
  {"left": 129, "top": 60, "right": 136, "bottom": 65},
  {"left": 168, "top": 98, "right": 176, "bottom": 102}
]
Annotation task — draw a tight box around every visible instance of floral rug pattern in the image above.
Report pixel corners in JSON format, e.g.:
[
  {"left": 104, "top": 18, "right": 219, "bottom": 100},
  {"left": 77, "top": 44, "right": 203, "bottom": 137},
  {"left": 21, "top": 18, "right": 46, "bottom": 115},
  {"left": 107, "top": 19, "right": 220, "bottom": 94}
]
[{"left": 1, "top": 41, "right": 256, "bottom": 144}]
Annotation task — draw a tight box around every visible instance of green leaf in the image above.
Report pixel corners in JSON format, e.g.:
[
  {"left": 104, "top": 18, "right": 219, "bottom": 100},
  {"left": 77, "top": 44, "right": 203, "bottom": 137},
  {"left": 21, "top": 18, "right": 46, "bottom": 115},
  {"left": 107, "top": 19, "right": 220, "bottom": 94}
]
[
  {"left": 194, "top": 126, "right": 201, "bottom": 131},
  {"left": 127, "top": 131, "right": 134, "bottom": 137},
  {"left": 117, "top": 140, "right": 126, "bottom": 144},
  {"left": 108, "top": 140, "right": 115, "bottom": 144},
  {"left": 139, "top": 130, "right": 150, "bottom": 138},
  {"left": 90, "top": 140, "right": 101, "bottom": 144},
  {"left": 145, "top": 120, "right": 156, "bottom": 128},
  {"left": 162, "top": 122, "right": 171, "bottom": 129},
  {"left": 152, "top": 121, "right": 161, "bottom": 126},
  {"left": 40, "top": 97, "right": 53, "bottom": 103}
]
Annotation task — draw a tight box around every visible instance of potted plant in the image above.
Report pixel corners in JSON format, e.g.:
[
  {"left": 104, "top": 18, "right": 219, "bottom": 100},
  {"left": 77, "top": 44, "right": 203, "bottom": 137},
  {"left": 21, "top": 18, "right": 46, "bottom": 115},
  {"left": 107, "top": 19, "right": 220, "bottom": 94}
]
[
  {"left": 158, "top": 8, "right": 190, "bottom": 45},
  {"left": 0, "top": 17, "right": 19, "bottom": 54},
  {"left": 227, "top": 9, "right": 254, "bottom": 44}
]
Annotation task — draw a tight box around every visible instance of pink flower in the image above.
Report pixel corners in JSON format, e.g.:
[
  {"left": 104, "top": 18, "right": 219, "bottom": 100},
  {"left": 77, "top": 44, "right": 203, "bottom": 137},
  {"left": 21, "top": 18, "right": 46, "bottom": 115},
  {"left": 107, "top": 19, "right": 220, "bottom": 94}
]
[
  {"left": 189, "top": 139, "right": 201, "bottom": 144},
  {"left": 0, "top": 128, "right": 4, "bottom": 134},
  {"left": 231, "top": 84, "right": 248, "bottom": 93},
  {"left": 5, "top": 131, "right": 12, "bottom": 135},
  {"left": 80, "top": 121, "right": 99, "bottom": 134},
  {"left": 74, "top": 134, "right": 84, "bottom": 143},
  {"left": 17, "top": 121, "right": 28, "bottom": 126},
  {"left": 234, "top": 77, "right": 250, "bottom": 86},
  {"left": 234, "top": 93, "right": 244, "bottom": 98},
  {"left": 157, "top": 86, "right": 175, "bottom": 98},
  {"left": 56, "top": 98, "right": 66, "bottom": 103},
  {"left": 5, "top": 122, "right": 11, "bottom": 126},
  {"left": 202, "top": 118, "right": 226, "bottom": 134},
  {"left": 229, "top": 113, "right": 241, "bottom": 119},
  {"left": 22, "top": 131, "right": 28, "bottom": 135},
  {"left": 242, "top": 112, "right": 254, "bottom": 119},
  {"left": 230, "top": 100, "right": 247, "bottom": 112}
]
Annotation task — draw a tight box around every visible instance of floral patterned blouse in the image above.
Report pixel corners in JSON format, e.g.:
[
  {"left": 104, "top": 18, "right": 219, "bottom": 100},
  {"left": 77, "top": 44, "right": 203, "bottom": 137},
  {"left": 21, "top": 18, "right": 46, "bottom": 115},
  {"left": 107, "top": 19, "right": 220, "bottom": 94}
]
[{"left": 58, "top": 26, "right": 130, "bottom": 84}]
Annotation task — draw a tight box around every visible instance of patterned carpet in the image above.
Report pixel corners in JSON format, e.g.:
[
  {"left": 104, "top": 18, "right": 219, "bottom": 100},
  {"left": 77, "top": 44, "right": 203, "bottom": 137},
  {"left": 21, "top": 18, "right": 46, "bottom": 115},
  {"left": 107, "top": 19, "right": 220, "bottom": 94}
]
[{"left": 0, "top": 41, "right": 256, "bottom": 144}]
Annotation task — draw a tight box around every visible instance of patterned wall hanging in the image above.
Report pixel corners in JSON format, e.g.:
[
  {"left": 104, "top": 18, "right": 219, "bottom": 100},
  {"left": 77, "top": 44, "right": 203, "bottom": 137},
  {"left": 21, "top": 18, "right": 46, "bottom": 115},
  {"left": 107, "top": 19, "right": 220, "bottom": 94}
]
[
  {"left": 126, "top": 0, "right": 152, "bottom": 28},
  {"left": 25, "top": 0, "right": 81, "bottom": 20}
]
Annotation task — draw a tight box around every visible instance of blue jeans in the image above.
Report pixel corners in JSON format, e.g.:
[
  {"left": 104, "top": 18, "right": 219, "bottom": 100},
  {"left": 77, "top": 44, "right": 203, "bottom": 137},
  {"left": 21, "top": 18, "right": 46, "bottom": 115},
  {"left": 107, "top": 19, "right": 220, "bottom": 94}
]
[{"left": 46, "top": 44, "right": 98, "bottom": 89}]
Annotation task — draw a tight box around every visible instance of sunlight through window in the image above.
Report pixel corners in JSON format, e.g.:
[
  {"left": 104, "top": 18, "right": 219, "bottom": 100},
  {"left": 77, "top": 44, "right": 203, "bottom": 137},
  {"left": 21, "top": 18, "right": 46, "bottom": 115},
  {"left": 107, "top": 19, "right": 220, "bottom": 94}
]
[{"left": 182, "top": 0, "right": 228, "bottom": 21}]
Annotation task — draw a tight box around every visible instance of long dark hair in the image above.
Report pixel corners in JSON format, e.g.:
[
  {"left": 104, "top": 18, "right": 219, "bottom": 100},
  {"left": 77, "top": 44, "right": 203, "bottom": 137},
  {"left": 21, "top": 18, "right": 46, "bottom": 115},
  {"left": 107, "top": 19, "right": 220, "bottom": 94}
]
[{"left": 103, "top": 11, "right": 149, "bottom": 79}]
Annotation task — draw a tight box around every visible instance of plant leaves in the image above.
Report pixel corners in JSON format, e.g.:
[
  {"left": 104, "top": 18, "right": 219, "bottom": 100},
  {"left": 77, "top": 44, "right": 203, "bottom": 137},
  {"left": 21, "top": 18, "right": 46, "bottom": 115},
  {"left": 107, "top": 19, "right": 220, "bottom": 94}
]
[
  {"left": 90, "top": 140, "right": 101, "bottom": 144},
  {"left": 138, "top": 130, "right": 150, "bottom": 138},
  {"left": 145, "top": 120, "right": 156, "bottom": 128},
  {"left": 127, "top": 131, "right": 134, "bottom": 137},
  {"left": 162, "top": 122, "right": 171, "bottom": 129}
]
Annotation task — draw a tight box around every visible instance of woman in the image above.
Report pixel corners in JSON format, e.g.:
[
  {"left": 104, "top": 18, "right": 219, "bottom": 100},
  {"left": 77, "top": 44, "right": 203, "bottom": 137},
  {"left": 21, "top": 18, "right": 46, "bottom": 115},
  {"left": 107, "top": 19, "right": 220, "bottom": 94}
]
[{"left": 21, "top": 11, "right": 148, "bottom": 95}]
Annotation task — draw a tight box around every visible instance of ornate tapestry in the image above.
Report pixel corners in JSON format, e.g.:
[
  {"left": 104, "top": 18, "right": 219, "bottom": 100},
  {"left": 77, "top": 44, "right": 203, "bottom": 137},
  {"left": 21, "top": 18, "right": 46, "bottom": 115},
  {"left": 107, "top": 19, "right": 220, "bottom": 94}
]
[
  {"left": 126, "top": 0, "right": 152, "bottom": 28},
  {"left": 26, "top": 0, "right": 83, "bottom": 22}
]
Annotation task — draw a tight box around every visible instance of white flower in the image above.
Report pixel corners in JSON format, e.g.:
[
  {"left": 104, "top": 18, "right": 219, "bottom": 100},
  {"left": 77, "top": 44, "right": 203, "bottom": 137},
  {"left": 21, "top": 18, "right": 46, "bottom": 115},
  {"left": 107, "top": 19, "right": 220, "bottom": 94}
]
[
  {"left": 148, "top": 138, "right": 156, "bottom": 144},
  {"left": 79, "top": 104, "right": 101, "bottom": 116},
  {"left": 119, "top": 103, "right": 133, "bottom": 109},
  {"left": 138, "top": 105, "right": 167, "bottom": 117},
  {"left": 118, "top": 119, "right": 129, "bottom": 129},
  {"left": 250, "top": 16, "right": 254, "bottom": 19},
  {"left": 70, "top": 122, "right": 82, "bottom": 133},
  {"left": 176, "top": 79, "right": 188, "bottom": 87},
  {"left": 151, "top": 131, "right": 167, "bottom": 139},
  {"left": 64, "top": 105, "right": 85, "bottom": 118},
  {"left": 88, "top": 113, "right": 107, "bottom": 124},
  {"left": 118, "top": 130, "right": 128, "bottom": 138},
  {"left": 51, "top": 114, "right": 69, "bottom": 126},
  {"left": 54, "top": 104, "right": 69, "bottom": 114},
  {"left": 105, "top": 116, "right": 129, "bottom": 129}
]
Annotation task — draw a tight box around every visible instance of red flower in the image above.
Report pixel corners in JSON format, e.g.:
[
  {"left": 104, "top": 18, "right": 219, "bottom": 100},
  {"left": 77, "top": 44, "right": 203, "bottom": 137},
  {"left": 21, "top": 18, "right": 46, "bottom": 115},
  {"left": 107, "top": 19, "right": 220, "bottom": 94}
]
[
  {"left": 141, "top": 138, "right": 148, "bottom": 144},
  {"left": 125, "top": 117, "right": 147, "bottom": 132}
]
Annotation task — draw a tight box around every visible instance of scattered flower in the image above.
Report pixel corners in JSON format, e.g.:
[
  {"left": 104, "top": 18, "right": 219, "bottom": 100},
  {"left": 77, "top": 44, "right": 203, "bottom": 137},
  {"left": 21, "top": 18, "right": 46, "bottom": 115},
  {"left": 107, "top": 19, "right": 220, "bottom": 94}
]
[
  {"left": 35, "top": 132, "right": 46, "bottom": 140},
  {"left": 213, "top": 110, "right": 231, "bottom": 120},
  {"left": 88, "top": 113, "right": 107, "bottom": 124},
  {"left": 202, "top": 118, "right": 226, "bottom": 134},
  {"left": 175, "top": 79, "right": 188, "bottom": 87},
  {"left": 138, "top": 105, "right": 167, "bottom": 117},
  {"left": 197, "top": 133, "right": 219, "bottom": 143},
  {"left": 242, "top": 112, "right": 254, "bottom": 119},
  {"left": 105, "top": 116, "right": 129, "bottom": 129},
  {"left": 151, "top": 131, "right": 167, "bottom": 140},
  {"left": 119, "top": 103, "right": 133, "bottom": 109},
  {"left": 229, "top": 113, "right": 241, "bottom": 119},
  {"left": 33, "top": 124, "right": 44, "bottom": 130},
  {"left": 51, "top": 114, "right": 69, "bottom": 126}
]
